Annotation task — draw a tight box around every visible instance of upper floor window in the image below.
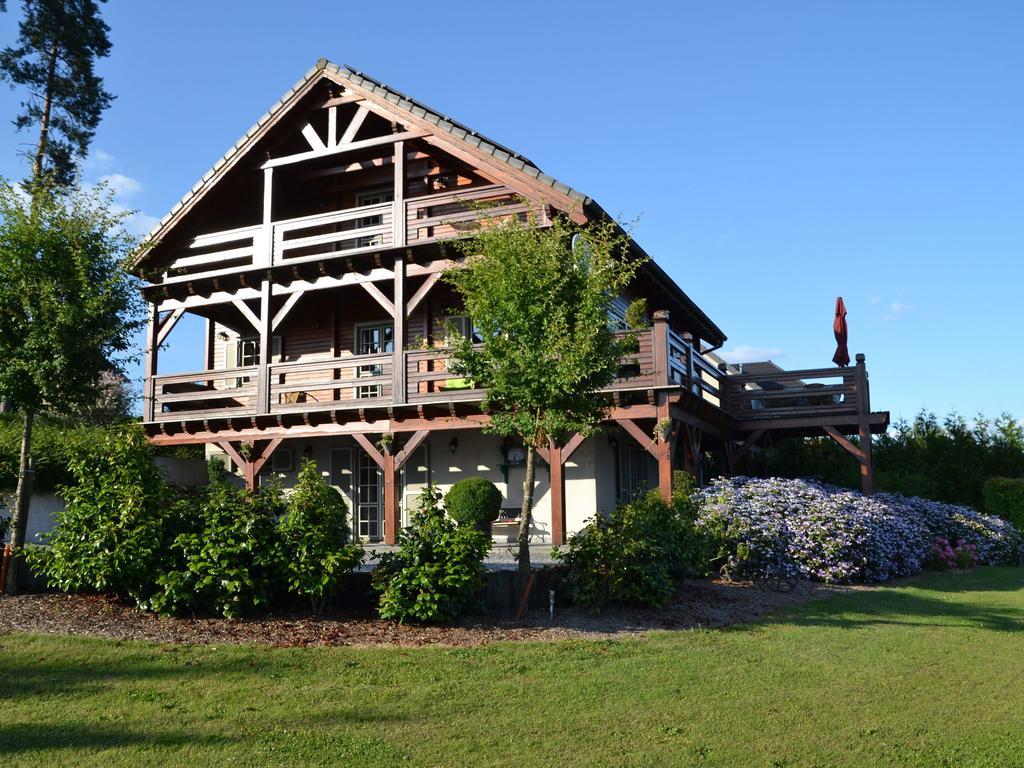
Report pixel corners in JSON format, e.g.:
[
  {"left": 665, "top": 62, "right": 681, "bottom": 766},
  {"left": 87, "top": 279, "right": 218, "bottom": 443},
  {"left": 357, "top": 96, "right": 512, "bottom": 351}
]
[
  {"left": 445, "top": 315, "right": 483, "bottom": 344},
  {"left": 357, "top": 322, "right": 394, "bottom": 355},
  {"left": 356, "top": 188, "right": 394, "bottom": 248}
]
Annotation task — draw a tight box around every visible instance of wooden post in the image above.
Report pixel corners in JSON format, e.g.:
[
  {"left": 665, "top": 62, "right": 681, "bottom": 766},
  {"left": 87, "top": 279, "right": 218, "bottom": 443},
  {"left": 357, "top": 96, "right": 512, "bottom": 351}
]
[
  {"left": 256, "top": 277, "right": 272, "bottom": 414},
  {"left": 682, "top": 331, "right": 694, "bottom": 394},
  {"left": 656, "top": 393, "right": 673, "bottom": 500},
  {"left": 548, "top": 442, "right": 565, "bottom": 545},
  {"left": 143, "top": 302, "right": 159, "bottom": 422},
  {"left": 393, "top": 253, "right": 406, "bottom": 404},
  {"left": 261, "top": 167, "right": 274, "bottom": 266},
  {"left": 382, "top": 450, "right": 399, "bottom": 545},
  {"left": 855, "top": 353, "right": 875, "bottom": 495},
  {"left": 393, "top": 140, "right": 406, "bottom": 248},
  {"left": 652, "top": 310, "right": 669, "bottom": 386}
]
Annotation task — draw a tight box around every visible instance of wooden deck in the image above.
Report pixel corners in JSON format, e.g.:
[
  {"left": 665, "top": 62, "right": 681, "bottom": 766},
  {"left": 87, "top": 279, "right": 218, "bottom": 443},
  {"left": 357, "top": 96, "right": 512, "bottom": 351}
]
[{"left": 147, "top": 320, "right": 886, "bottom": 439}]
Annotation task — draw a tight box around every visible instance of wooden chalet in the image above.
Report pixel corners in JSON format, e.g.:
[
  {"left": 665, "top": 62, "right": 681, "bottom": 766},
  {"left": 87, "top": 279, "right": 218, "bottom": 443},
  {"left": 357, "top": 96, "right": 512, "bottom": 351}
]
[{"left": 135, "top": 60, "right": 889, "bottom": 545}]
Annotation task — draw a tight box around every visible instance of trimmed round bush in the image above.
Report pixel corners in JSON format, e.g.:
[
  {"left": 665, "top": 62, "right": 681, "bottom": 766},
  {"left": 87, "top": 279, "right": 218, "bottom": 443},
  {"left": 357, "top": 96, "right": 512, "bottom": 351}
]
[{"left": 444, "top": 477, "right": 502, "bottom": 528}]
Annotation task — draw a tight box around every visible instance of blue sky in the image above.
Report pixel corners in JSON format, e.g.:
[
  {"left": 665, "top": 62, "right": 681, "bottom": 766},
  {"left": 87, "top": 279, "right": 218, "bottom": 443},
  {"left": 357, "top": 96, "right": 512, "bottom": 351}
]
[{"left": 1, "top": 1, "right": 1021, "bottom": 424}]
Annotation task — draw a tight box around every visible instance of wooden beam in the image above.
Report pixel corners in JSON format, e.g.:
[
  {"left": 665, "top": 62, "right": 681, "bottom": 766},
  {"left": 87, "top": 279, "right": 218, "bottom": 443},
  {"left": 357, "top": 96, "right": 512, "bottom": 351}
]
[
  {"left": 616, "top": 419, "right": 658, "bottom": 460},
  {"left": 383, "top": 450, "right": 399, "bottom": 545},
  {"left": 392, "top": 253, "right": 406, "bottom": 404},
  {"left": 339, "top": 105, "right": 368, "bottom": 145},
  {"left": 262, "top": 129, "right": 429, "bottom": 170},
  {"left": 216, "top": 441, "right": 246, "bottom": 473},
  {"left": 157, "top": 307, "right": 185, "bottom": 346},
  {"left": 327, "top": 106, "right": 337, "bottom": 148},
  {"left": 271, "top": 291, "right": 304, "bottom": 332},
  {"left": 656, "top": 394, "right": 673, "bottom": 500},
  {"left": 252, "top": 437, "right": 284, "bottom": 475},
  {"left": 823, "top": 426, "right": 866, "bottom": 461},
  {"left": 143, "top": 302, "right": 160, "bottom": 422},
  {"left": 360, "top": 281, "right": 395, "bottom": 317},
  {"left": 549, "top": 443, "right": 566, "bottom": 545},
  {"left": 393, "top": 139, "right": 406, "bottom": 248},
  {"left": 352, "top": 433, "right": 386, "bottom": 470},
  {"left": 406, "top": 272, "right": 441, "bottom": 317},
  {"left": 300, "top": 123, "right": 327, "bottom": 152},
  {"left": 728, "top": 429, "right": 765, "bottom": 472},
  {"left": 394, "top": 429, "right": 429, "bottom": 469},
  {"left": 560, "top": 432, "right": 586, "bottom": 465},
  {"left": 256, "top": 279, "right": 272, "bottom": 415},
  {"left": 233, "top": 299, "right": 261, "bottom": 332}
]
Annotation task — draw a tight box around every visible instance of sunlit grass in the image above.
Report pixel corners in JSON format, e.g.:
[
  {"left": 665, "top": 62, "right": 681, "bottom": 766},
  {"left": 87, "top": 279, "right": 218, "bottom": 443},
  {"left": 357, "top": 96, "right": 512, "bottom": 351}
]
[{"left": 2, "top": 567, "right": 1023, "bottom": 767}]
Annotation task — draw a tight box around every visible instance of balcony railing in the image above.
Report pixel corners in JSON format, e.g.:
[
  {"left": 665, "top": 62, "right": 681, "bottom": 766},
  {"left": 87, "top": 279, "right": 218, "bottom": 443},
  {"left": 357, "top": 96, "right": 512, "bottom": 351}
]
[
  {"left": 147, "top": 325, "right": 868, "bottom": 426},
  {"left": 159, "top": 184, "right": 533, "bottom": 284}
]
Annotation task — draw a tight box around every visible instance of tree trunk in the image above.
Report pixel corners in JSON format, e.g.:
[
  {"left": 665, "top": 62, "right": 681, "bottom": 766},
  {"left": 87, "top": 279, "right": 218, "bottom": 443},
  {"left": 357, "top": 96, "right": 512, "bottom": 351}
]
[
  {"left": 32, "top": 37, "right": 60, "bottom": 183},
  {"left": 517, "top": 443, "right": 535, "bottom": 590},
  {"left": 6, "top": 409, "right": 35, "bottom": 594}
]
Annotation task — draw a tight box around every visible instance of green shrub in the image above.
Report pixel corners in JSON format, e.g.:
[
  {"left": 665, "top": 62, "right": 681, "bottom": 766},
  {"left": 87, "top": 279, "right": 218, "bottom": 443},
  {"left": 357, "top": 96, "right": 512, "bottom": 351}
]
[
  {"left": 984, "top": 477, "right": 1024, "bottom": 531},
  {"left": 555, "top": 475, "right": 717, "bottom": 611},
  {"left": 374, "top": 485, "right": 490, "bottom": 623},
  {"left": 0, "top": 414, "right": 110, "bottom": 494},
  {"left": 444, "top": 476, "right": 502, "bottom": 528},
  {"left": 279, "top": 459, "right": 363, "bottom": 615},
  {"left": 27, "top": 424, "right": 180, "bottom": 601},
  {"left": 149, "top": 461, "right": 285, "bottom": 618}
]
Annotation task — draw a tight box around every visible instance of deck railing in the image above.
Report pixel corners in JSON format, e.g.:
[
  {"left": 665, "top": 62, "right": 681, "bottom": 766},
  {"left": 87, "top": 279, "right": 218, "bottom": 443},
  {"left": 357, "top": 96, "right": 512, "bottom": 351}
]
[
  {"left": 160, "top": 184, "right": 533, "bottom": 284},
  {"left": 147, "top": 322, "right": 867, "bottom": 426}
]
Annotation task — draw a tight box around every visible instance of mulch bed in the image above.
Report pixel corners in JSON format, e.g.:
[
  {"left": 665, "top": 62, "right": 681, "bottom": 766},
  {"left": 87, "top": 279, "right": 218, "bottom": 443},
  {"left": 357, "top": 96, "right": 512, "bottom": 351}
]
[{"left": 0, "top": 579, "right": 842, "bottom": 648}]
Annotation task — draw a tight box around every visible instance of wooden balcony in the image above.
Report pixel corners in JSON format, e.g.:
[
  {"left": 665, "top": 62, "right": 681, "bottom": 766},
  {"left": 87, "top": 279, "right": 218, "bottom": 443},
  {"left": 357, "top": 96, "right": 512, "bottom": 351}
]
[
  {"left": 148, "top": 322, "right": 878, "bottom": 436},
  {"left": 157, "top": 184, "right": 537, "bottom": 286}
]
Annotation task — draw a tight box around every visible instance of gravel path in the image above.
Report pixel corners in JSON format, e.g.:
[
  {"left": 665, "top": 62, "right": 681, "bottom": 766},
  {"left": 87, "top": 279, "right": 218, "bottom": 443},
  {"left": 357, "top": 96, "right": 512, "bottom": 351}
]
[{"left": 0, "top": 578, "right": 841, "bottom": 648}]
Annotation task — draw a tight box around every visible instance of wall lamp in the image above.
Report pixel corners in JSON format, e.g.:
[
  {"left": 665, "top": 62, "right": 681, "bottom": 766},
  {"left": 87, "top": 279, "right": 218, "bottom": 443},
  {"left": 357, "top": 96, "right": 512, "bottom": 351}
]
[{"left": 448, "top": 436, "right": 458, "bottom": 455}]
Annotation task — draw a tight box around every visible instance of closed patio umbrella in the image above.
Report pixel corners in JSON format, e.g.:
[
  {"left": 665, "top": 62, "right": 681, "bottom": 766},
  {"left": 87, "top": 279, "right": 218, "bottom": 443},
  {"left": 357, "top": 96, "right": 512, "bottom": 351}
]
[{"left": 832, "top": 296, "right": 850, "bottom": 367}]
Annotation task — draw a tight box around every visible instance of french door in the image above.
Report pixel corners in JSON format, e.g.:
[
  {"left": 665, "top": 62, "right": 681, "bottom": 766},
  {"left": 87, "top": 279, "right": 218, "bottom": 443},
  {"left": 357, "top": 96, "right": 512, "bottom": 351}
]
[{"left": 355, "top": 449, "right": 384, "bottom": 542}]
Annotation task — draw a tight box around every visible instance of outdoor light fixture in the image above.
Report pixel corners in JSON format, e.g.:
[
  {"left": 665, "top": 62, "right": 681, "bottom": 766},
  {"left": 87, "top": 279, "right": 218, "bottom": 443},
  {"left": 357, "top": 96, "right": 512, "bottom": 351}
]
[
  {"left": 303, "top": 445, "right": 313, "bottom": 458},
  {"left": 448, "top": 436, "right": 458, "bottom": 455}
]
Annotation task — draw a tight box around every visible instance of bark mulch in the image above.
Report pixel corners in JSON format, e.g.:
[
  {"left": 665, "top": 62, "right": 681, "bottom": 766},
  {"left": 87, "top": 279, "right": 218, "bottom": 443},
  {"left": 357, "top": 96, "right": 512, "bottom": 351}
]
[{"left": 0, "top": 579, "right": 842, "bottom": 648}]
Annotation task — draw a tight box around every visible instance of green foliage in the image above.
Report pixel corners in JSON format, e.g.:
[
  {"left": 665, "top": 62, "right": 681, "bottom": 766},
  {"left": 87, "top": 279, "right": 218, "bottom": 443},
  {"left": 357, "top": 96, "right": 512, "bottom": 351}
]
[
  {"left": 624, "top": 297, "right": 650, "bottom": 329},
  {"left": 0, "top": 182, "right": 143, "bottom": 416},
  {"left": 765, "top": 411, "right": 1024, "bottom": 510},
  {"left": 26, "top": 424, "right": 177, "bottom": 600},
  {"left": 0, "top": 0, "right": 113, "bottom": 185},
  {"left": 148, "top": 462, "right": 285, "bottom": 619},
  {"left": 983, "top": 477, "right": 1024, "bottom": 532},
  {"left": 444, "top": 476, "right": 502, "bottom": 528},
  {"left": 0, "top": 413, "right": 112, "bottom": 493},
  {"left": 278, "top": 459, "right": 363, "bottom": 615},
  {"left": 374, "top": 485, "right": 491, "bottom": 624},
  {"left": 555, "top": 474, "right": 717, "bottom": 610},
  {"left": 444, "top": 212, "right": 641, "bottom": 448}
]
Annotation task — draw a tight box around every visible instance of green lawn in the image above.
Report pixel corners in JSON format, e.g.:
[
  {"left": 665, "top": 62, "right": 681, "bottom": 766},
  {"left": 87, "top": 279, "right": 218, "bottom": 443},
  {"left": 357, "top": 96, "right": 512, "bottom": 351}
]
[{"left": 2, "top": 568, "right": 1024, "bottom": 767}]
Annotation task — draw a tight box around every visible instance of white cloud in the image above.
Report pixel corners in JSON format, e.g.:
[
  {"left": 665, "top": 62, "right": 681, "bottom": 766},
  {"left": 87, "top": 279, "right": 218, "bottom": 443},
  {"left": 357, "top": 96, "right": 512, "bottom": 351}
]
[
  {"left": 884, "top": 300, "right": 914, "bottom": 321},
  {"left": 868, "top": 296, "right": 881, "bottom": 305},
  {"left": 98, "top": 172, "right": 143, "bottom": 199},
  {"left": 84, "top": 149, "right": 116, "bottom": 173},
  {"left": 719, "top": 345, "right": 785, "bottom": 363}
]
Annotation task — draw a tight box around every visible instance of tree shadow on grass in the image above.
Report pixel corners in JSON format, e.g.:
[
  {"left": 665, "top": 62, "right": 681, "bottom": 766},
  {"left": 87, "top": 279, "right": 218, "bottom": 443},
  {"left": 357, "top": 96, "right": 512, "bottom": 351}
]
[
  {"left": 759, "top": 588, "right": 1024, "bottom": 634},
  {"left": 0, "top": 722, "right": 234, "bottom": 755},
  {"left": 903, "top": 566, "right": 1024, "bottom": 594}
]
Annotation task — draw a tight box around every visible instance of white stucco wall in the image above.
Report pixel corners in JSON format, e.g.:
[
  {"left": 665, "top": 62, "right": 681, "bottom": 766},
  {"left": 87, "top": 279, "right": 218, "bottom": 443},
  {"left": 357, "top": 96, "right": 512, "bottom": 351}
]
[{"left": 206, "top": 431, "right": 623, "bottom": 542}]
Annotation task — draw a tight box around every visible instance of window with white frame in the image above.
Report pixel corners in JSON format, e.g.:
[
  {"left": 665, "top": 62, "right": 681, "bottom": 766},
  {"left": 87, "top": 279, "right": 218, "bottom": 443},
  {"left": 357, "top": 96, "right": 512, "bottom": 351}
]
[
  {"left": 444, "top": 314, "right": 483, "bottom": 343},
  {"left": 355, "top": 188, "right": 394, "bottom": 248}
]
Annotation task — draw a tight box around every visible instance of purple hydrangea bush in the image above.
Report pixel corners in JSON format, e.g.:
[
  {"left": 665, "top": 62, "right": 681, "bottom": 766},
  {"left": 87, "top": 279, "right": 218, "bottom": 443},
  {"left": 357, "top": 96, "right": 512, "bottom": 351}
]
[{"left": 696, "top": 477, "right": 1023, "bottom": 584}]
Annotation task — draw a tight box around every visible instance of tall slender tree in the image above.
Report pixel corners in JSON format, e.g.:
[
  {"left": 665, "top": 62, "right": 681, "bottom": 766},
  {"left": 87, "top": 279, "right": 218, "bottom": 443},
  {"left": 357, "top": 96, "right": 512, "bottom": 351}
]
[
  {"left": 445, "top": 212, "right": 642, "bottom": 588},
  {"left": 1, "top": 0, "right": 113, "bottom": 186},
  {"left": 1, "top": 0, "right": 120, "bottom": 592}
]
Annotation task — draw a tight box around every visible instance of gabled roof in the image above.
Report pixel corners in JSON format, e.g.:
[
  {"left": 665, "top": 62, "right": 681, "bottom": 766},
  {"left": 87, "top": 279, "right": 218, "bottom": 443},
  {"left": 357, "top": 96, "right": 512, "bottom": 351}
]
[{"left": 137, "top": 59, "right": 727, "bottom": 345}]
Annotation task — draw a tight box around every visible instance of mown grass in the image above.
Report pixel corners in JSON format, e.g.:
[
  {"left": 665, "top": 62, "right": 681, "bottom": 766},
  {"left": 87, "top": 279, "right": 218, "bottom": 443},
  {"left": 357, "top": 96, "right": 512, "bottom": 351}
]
[{"left": 2, "top": 567, "right": 1023, "bottom": 767}]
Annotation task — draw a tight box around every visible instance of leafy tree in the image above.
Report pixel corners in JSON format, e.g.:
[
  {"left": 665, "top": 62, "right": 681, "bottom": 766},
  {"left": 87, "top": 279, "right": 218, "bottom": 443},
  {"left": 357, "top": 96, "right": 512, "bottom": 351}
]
[
  {"left": 0, "top": 182, "right": 142, "bottom": 592},
  {"left": 444, "top": 212, "right": 641, "bottom": 586},
  {"left": 279, "top": 459, "right": 364, "bottom": 615},
  {"left": 1, "top": 0, "right": 113, "bottom": 185}
]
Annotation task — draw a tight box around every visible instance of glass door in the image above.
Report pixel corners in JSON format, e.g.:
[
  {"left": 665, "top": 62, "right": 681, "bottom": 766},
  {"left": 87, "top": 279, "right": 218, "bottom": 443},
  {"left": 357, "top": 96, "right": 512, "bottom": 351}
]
[{"left": 356, "top": 449, "right": 383, "bottom": 542}]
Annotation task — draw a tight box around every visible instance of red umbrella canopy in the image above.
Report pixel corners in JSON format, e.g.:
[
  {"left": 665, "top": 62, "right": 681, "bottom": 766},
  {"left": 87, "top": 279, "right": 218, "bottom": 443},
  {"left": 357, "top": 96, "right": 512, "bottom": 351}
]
[{"left": 832, "top": 296, "right": 850, "bottom": 367}]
